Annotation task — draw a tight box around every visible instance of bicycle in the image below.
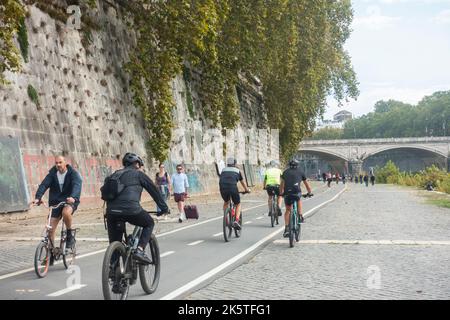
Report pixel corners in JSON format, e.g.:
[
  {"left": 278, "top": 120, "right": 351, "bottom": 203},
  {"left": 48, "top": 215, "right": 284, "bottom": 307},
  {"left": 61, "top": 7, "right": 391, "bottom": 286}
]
[
  {"left": 268, "top": 188, "right": 281, "bottom": 228},
  {"left": 102, "top": 211, "right": 160, "bottom": 300},
  {"left": 34, "top": 201, "right": 77, "bottom": 278},
  {"left": 223, "top": 191, "right": 250, "bottom": 242},
  {"left": 287, "top": 193, "right": 313, "bottom": 248}
]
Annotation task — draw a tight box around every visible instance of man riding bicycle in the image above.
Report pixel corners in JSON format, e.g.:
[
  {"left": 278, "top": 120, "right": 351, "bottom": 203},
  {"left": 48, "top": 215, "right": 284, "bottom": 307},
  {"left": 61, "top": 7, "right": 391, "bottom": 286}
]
[
  {"left": 32, "top": 156, "right": 82, "bottom": 264},
  {"left": 280, "top": 159, "right": 312, "bottom": 238},
  {"left": 104, "top": 153, "right": 169, "bottom": 264},
  {"left": 263, "top": 160, "right": 282, "bottom": 217},
  {"left": 219, "top": 157, "right": 251, "bottom": 230}
]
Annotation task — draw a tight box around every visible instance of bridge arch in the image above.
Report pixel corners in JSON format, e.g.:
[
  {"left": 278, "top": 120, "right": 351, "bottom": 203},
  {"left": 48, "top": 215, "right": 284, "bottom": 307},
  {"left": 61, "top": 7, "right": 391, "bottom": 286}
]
[
  {"left": 363, "top": 145, "right": 448, "bottom": 160},
  {"left": 298, "top": 148, "right": 348, "bottom": 162}
]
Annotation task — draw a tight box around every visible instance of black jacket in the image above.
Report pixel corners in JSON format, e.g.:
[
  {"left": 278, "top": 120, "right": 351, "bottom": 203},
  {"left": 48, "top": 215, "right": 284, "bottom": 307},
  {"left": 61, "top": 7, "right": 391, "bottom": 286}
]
[
  {"left": 106, "top": 167, "right": 169, "bottom": 215},
  {"left": 35, "top": 165, "right": 83, "bottom": 206}
]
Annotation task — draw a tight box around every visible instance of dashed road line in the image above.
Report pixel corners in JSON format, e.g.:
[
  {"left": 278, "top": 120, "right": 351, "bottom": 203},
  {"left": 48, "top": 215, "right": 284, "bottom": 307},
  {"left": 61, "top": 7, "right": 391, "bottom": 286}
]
[
  {"left": 160, "top": 251, "right": 175, "bottom": 257},
  {"left": 187, "top": 240, "right": 204, "bottom": 246},
  {"left": 47, "top": 284, "right": 87, "bottom": 297}
]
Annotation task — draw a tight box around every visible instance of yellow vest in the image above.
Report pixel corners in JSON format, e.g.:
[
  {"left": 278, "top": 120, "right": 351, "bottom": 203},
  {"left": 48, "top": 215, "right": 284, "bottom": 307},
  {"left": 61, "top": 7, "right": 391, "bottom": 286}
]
[{"left": 265, "top": 168, "right": 282, "bottom": 186}]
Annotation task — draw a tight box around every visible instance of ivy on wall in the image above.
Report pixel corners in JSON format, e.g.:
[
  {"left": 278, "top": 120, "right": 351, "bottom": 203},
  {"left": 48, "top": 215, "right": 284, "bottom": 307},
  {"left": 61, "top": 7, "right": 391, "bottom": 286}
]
[{"left": 1, "top": 0, "right": 359, "bottom": 163}]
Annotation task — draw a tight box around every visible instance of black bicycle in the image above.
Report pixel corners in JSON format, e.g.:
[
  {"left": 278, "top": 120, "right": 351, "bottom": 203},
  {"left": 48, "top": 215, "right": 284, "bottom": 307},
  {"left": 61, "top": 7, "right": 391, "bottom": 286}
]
[
  {"left": 268, "top": 188, "right": 281, "bottom": 228},
  {"left": 223, "top": 191, "right": 250, "bottom": 242},
  {"left": 34, "top": 202, "right": 77, "bottom": 278},
  {"left": 102, "top": 211, "right": 160, "bottom": 300}
]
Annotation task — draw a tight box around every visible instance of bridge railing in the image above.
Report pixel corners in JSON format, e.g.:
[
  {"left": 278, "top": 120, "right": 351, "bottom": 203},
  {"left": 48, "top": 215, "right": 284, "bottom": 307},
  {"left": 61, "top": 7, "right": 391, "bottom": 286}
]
[{"left": 301, "top": 136, "right": 450, "bottom": 145}]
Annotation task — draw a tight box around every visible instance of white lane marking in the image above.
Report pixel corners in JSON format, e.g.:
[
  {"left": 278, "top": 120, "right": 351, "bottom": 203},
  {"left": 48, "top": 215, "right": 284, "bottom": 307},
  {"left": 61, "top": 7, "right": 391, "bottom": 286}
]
[
  {"left": 273, "top": 240, "right": 450, "bottom": 245},
  {"left": 47, "top": 284, "right": 87, "bottom": 297},
  {"left": 0, "top": 249, "right": 106, "bottom": 281},
  {"left": 256, "top": 217, "right": 263, "bottom": 220},
  {"left": 156, "top": 203, "right": 267, "bottom": 238},
  {"left": 212, "top": 233, "right": 222, "bottom": 237},
  {"left": 0, "top": 188, "right": 340, "bottom": 282},
  {"left": 160, "top": 228, "right": 283, "bottom": 300},
  {"left": 187, "top": 240, "right": 204, "bottom": 246},
  {"left": 160, "top": 251, "right": 175, "bottom": 257},
  {"left": 160, "top": 186, "right": 347, "bottom": 300},
  {"left": 244, "top": 221, "right": 252, "bottom": 225}
]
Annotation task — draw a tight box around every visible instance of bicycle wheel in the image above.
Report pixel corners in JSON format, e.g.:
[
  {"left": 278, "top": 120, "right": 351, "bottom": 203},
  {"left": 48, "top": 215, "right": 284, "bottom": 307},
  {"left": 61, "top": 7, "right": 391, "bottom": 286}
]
[
  {"left": 139, "top": 234, "right": 161, "bottom": 294},
  {"left": 295, "top": 213, "right": 301, "bottom": 242},
  {"left": 63, "top": 240, "right": 76, "bottom": 269},
  {"left": 223, "top": 208, "right": 232, "bottom": 242},
  {"left": 34, "top": 241, "right": 50, "bottom": 278},
  {"left": 234, "top": 213, "right": 242, "bottom": 238},
  {"left": 102, "top": 241, "right": 129, "bottom": 300},
  {"left": 289, "top": 211, "right": 296, "bottom": 248}
]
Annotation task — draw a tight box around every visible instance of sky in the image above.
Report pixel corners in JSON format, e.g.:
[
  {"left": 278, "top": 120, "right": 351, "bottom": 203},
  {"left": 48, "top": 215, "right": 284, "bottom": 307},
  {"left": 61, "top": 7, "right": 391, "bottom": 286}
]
[{"left": 323, "top": 0, "right": 450, "bottom": 120}]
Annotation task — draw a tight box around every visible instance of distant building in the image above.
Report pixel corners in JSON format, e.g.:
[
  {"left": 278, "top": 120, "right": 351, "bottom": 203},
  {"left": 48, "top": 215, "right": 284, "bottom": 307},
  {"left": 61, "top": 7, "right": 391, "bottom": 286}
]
[
  {"left": 333, "top": 110, "right": 353, "bottom": 123},
  {"left": 315, "top": 110, "right": 353, "bottom": 131}
]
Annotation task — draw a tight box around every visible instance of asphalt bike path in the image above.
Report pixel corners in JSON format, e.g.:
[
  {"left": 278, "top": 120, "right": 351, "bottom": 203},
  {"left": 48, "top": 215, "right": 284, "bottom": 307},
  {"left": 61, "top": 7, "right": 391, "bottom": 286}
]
[{"left": 0, "top": 184, "right": 345, "bottom": 300}]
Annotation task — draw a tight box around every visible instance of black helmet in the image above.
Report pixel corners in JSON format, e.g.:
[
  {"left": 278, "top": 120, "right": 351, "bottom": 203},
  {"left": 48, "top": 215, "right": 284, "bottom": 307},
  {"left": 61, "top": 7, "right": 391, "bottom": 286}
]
[
  {"left": 122, "top": 152, "right": 144, "bottom": 167},
  {"left": 289, "top": 159, "right": 299, "bottom": 168}
]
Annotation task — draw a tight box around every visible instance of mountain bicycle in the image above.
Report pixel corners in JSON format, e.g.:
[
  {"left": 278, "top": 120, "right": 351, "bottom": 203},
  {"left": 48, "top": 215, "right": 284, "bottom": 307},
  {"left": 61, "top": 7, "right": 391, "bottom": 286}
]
[
  {"left": 267, "top": 187, "right": 281, "bottom": 228},
  {"left": 33, "top": 202, "right": 77, "bottom": 278},
  {"left": 102, "top": 211, "right": 160, "bottom": 300},
  {"left": 287, "top": 193, "right": 313, "bottom": 248},
  {"left": 223, "top": 191, "right": 250, "bottom": 242}
]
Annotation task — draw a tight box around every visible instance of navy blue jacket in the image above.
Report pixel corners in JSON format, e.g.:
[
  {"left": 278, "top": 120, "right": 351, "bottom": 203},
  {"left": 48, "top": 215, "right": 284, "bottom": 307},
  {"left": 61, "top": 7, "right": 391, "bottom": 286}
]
[{"left": 35, "top": 165, "right": 83, "bottom": 206}]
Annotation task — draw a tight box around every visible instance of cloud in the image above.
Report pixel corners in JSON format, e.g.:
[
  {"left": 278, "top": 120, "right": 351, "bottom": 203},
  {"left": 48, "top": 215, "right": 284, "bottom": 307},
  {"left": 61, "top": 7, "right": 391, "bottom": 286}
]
[
  {"left": 433, "top": 9, "right": 450, "bottom": 24},
  {"left": 353, "top": 5, "right": 402, "bottom": 30}
]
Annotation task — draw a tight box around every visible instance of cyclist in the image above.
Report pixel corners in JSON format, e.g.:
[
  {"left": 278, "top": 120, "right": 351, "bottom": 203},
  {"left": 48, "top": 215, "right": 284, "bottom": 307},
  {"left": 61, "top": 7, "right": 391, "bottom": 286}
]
[
  {"left": 280, "top": 159, "right": 312, "bottom": 238},
  {"left": 104, "top": 153, "right": 169, "bottom": 264},
  {"left": 32, "top": 156, "right": 82, "bottom": 264},
  {"left": 263, "top": 160, "right": 282, "bottom": 217},
  {"left": 219, "top": 157, "right": 250, "bottom": 230}
]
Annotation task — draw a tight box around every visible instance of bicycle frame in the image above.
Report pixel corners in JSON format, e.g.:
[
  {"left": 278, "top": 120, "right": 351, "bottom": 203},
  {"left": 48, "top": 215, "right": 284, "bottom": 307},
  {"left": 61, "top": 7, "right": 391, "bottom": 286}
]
[{"left": 41, "top": 202, "right": 67, "bottom": 252}]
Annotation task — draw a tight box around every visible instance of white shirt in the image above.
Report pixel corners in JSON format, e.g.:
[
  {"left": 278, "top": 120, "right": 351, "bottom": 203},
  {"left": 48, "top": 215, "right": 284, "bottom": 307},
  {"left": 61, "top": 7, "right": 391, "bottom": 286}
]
[
  {"left": 172, "top": 173, "right": 189, "bottom": 194},
  {"left": 57, "top": 170, "right": 67, "bottom": 192}
]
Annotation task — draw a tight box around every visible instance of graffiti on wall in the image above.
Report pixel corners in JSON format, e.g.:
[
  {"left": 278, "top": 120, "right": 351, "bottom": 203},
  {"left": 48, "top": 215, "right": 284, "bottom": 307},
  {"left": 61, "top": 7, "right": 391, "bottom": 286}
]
[
  {"left": 22, "top": 154, "right": 121, "bottom": 204},
  {"left": 0, "top": 137, "right": 30, "bottom": 213}
]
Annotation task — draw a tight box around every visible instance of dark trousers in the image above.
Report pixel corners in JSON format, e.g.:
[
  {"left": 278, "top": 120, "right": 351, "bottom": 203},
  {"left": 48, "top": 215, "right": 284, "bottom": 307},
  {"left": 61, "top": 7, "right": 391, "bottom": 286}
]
[{"left": 106, "top": 211, "right": 154, "bottom": 249}]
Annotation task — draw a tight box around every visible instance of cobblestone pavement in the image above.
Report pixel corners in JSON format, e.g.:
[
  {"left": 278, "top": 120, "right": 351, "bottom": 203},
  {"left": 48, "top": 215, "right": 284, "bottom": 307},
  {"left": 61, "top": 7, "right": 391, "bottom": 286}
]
[{"left": 186, "top": 184, "right": 450, "bottom": 300}]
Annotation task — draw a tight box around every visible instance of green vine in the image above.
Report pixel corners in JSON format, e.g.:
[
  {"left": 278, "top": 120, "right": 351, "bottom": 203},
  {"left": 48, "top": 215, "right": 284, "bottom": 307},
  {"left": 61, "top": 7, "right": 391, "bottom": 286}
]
[
  {"left": 183, "top": 66, "right": 195, "bottom": 119},
  {"left": 27, "top": 84, "right": 40, "bottom": 106},
  {"left": 0, "top": 0, "right": 26, "bottom": 85},
  {"left": 18, "top": 17, "right": 29, "bottom": 62}
]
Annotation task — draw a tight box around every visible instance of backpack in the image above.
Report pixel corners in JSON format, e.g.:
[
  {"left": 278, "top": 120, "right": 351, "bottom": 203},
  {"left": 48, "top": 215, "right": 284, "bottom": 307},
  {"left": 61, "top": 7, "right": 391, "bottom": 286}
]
[{"left": 100, "top": 169, "right": 130, "bottom": 201}]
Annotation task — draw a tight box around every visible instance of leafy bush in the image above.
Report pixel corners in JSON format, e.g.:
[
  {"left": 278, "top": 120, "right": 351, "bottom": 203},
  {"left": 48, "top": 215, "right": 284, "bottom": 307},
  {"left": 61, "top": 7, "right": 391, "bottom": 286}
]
[{"left": 376, "top": 161, "right": 450, "bottom": 194}]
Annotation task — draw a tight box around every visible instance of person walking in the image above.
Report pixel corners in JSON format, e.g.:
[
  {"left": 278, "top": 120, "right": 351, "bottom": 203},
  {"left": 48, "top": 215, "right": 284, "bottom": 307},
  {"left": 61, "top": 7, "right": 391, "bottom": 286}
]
[
  {"left": 370, "top": 174, "right": 375, "bottom": 186},
  {"left": 363, "top": 174, "right": 369, "bottom": 187},
  {"left": 172, "top": 164, "right": 189, "bottom": 223},
  {"left": 155, "top": 163, "right": 171, "bottom": 217}
]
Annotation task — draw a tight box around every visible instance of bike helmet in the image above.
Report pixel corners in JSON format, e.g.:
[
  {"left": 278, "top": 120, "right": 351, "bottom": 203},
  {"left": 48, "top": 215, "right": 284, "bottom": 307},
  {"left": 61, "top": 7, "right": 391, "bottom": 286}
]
[
  {"left": 122, "top": 152, "right": 144, "bottom": 167},
  {"left": 226, "top": 157, "right": 237, "bottom": 166},
  {"left": 288, "top": 159, "right": 299, "bottom": 168},
  {"left": 270, "top": 160, "right": 280, "bottom": 167}
]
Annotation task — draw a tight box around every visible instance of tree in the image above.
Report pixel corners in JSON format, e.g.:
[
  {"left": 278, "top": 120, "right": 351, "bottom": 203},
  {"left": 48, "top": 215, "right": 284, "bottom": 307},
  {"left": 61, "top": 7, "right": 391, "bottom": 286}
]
[{"left": 0, "top": 0, "right": 26, "bottom": 85}]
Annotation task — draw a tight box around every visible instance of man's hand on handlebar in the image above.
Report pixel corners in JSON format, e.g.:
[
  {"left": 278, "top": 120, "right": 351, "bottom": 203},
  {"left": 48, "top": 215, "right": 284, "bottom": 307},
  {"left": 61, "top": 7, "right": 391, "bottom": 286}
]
[
  {"left": 304, "top": 192, "right": 314, "bottom": 198},
  {"left": 31, "top": 199, "right": 43, "bottom": 207}
]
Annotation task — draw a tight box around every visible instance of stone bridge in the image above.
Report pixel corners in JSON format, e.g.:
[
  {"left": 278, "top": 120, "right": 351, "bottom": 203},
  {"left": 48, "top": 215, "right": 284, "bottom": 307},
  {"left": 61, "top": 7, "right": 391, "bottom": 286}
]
[{"left": 298, "top": 137, "right": 450, "bottom": 175}]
